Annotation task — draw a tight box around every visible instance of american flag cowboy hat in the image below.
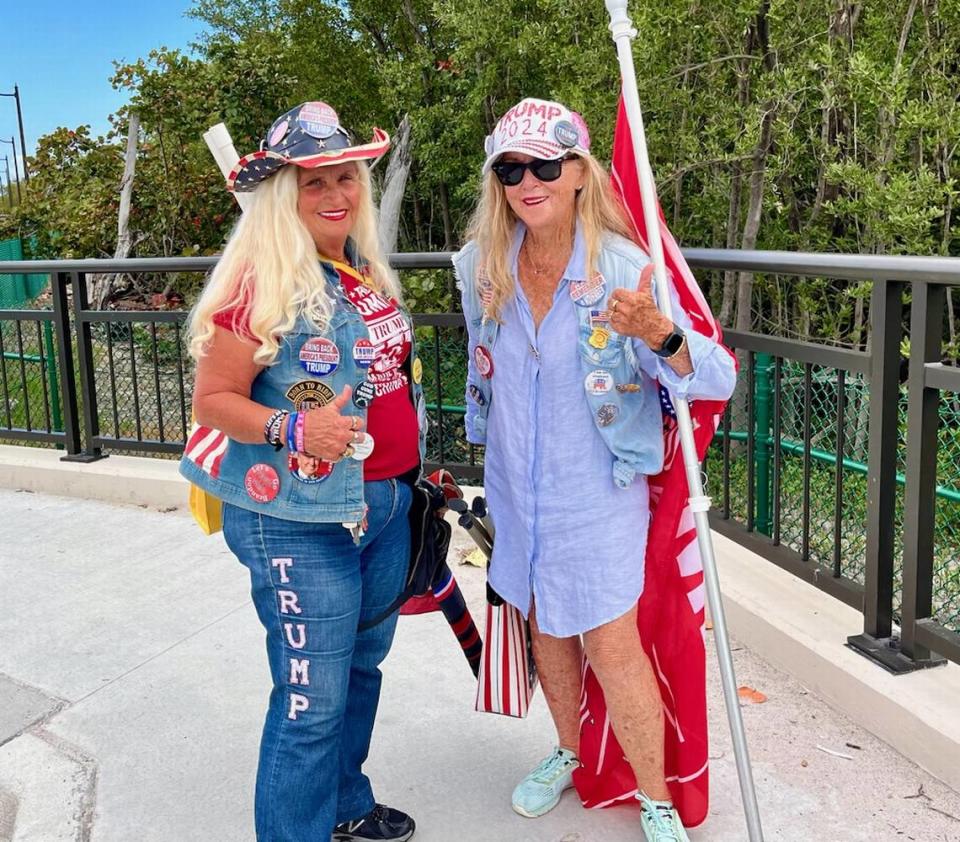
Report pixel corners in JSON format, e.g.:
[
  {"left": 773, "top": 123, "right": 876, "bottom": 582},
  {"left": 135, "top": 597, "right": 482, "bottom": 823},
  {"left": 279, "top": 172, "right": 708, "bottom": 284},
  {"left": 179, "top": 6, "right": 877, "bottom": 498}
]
[{"left": 227, "top": 101, "right": 391, "bottom": 193}]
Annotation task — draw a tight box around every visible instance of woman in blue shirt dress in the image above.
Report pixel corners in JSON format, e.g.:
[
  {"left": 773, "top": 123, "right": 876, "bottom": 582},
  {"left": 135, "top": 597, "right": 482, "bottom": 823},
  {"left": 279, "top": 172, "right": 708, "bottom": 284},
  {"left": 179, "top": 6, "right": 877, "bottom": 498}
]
[{"left": 454, "top": 98, "right": 736, "bottom": 842}]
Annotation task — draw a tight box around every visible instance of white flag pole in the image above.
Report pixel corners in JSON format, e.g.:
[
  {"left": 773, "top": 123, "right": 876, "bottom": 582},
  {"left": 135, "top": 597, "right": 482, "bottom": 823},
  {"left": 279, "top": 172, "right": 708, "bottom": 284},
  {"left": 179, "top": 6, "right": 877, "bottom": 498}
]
[
  {"left": 203, "top": 123, "right": 251, "bottom": 213},
  {"left": 605, "top": 2, "right": 764, "bottom": 839}
]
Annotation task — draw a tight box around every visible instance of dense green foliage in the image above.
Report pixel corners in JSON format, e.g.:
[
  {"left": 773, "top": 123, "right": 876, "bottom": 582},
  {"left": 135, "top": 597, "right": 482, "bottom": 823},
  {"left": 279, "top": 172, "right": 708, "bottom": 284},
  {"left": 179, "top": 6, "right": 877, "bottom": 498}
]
[{"left": 2, "top": 0, "right": 959, "bottom": 341}]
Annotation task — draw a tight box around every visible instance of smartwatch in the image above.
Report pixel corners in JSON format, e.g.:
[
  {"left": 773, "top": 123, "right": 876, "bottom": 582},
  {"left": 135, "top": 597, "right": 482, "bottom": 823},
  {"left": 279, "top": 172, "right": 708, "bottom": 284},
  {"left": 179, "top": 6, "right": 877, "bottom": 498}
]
[{"left": 653, "top": 324, "right": 686, "bottom": 358}]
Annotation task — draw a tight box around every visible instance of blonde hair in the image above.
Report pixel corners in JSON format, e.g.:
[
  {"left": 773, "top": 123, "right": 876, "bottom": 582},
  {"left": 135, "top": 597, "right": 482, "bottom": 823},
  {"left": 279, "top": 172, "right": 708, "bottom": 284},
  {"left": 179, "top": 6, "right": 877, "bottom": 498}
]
[
  {"left": 465, "top": 154, "right": 635, "bottom": 320},
  {"left": 188, "top": 161, "right": 400, "bottom": 365}
]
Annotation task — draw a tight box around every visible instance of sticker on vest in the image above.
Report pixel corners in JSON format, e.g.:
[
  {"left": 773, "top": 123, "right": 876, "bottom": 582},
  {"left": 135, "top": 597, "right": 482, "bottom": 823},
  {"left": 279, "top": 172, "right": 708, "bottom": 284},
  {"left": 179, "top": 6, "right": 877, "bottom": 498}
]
[
  {"left": 585, "top": 370, "right": 614, "bottom": 396},
  {"left": 352, "top": 338, "right": 376, "bottom": 369},
  {"left": 349, "top": 433, "right": 375, "bottom": 461},
  {"left": 288, "top": 452, "right": 334, "bottom": 484},
  {"left": 617, "top": 383, "right": 642, "bottom": 394},
  {"left": 299, "top": 337, "right": 340, "bottom": 376},
  {"left": 353, "top": 379, "right": 377, "bottom": 408},
  {"left": 589, "top": 327, "right": 611, "bottom": 350},
  {"left": 468, "top": 383, "right": 487, "bottom": 406},
  {"left": 245, "top": 463, "right": 281, "bottom": 502},
  {"left": 286, "top": 380, "right": 336, "bottom": 410},
  {"left": 475, "top": 345, "right": 494, "bottom": 378},
  {"left": 597, "top": 403, "right": 619, "bottom": 427},
  {"left": 412, "top": 357, "right": 423, "bottom": 384},
  {"left": 570, "top": 273, "right": 605, "bottom": 307}
]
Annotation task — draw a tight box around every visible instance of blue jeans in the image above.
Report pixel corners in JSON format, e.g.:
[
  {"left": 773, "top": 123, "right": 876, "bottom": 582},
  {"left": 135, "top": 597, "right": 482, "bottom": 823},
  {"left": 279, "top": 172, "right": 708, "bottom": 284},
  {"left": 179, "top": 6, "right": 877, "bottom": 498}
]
[{"left": 223, "top": 478, "right": 412, "bottom": 842}]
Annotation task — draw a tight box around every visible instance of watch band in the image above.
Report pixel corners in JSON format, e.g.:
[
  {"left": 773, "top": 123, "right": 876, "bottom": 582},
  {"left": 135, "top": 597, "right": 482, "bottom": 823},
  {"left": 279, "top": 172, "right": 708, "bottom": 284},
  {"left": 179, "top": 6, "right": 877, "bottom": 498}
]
[{"left": 654, "top": 324, "right": 686, "bottom": 359}]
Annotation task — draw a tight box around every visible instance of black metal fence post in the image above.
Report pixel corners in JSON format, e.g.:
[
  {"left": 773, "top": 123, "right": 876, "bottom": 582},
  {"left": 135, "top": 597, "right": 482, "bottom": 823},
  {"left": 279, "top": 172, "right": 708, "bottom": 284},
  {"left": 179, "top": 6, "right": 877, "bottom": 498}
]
[
  {"left": 848, "top": 279, "right": 905, "bottom": 671},
  {"left": 899, "top": 282, "right": 947, "bottom": 668},
  {"left": 67, "top": 271, "right": 105, "bottom": 462},
  {"left": 50, "top": 271, "right": 83, "bottom": 457}
]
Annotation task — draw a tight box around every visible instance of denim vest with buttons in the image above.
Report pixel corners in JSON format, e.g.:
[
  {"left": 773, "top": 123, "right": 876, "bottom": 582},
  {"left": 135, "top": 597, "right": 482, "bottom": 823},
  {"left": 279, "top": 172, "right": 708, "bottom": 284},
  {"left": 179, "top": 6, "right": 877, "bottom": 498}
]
[
  {"left": 453, "top": 232, "right": 663, "bottom": 488},
  {"left": 180, "top": 257, "right": 427, "bottom": 522}
]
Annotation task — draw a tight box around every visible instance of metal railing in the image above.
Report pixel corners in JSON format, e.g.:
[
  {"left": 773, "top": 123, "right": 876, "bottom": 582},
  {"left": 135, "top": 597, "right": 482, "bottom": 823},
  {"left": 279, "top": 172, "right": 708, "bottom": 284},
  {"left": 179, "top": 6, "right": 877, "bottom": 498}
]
[{"left": 2, "top": 250, "right": 959, "bottom": 673}]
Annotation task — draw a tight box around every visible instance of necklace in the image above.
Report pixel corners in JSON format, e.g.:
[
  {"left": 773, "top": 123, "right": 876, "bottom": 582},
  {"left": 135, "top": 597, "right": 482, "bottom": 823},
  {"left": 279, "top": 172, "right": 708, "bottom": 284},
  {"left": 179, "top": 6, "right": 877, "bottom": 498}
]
[{"left": 521, "top": 239, "right": 571, "bottom": 278}]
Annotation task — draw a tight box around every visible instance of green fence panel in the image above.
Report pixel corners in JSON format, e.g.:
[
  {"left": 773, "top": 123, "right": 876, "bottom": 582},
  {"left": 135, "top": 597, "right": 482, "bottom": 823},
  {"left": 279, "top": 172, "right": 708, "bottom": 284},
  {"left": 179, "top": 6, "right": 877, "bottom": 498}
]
[{"left": 0, "top": 238, "right": 47, "bottom": 307}]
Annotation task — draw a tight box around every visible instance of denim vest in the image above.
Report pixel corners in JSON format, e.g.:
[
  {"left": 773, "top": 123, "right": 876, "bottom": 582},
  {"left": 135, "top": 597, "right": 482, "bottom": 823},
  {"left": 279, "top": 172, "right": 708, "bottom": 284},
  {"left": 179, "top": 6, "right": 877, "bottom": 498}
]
[
  {"left": 180, "top": 258, "right": 427, "bottom": 522},
  {"left": 453, "top": 232, "right": 663, "bottom": 488}
]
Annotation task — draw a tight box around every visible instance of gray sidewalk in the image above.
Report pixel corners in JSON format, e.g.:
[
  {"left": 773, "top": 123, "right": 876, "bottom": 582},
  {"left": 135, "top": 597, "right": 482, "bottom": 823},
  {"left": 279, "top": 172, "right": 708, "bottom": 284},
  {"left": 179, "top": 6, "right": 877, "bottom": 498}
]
[{"left": 1, "top": 488, "right": 959, "bottom": 841}]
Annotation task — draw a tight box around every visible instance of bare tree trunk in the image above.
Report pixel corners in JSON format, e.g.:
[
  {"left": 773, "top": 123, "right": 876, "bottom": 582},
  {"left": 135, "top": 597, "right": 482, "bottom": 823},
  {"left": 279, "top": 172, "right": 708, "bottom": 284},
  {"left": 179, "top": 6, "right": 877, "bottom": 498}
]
[
  {"left": 91, "top": 112, "right": 139, "bottom": 309},
  {"left": 719, "top": 165, "right": 741, "bottom": 327},
  {"left": 377, "top": 115, "right": 412, "bottom": 255},
  {"left": 438, "top": 182, "right": 454, "bottom": 250},
  {"left": 734, "top": 108, "right": 774, "bottom": 334}
]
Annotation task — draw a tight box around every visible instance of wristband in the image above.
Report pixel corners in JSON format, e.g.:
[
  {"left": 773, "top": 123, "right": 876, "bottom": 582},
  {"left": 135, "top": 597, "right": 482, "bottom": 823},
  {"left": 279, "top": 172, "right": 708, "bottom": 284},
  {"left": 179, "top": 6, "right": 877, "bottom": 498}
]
[
  {"left": 285, "top": 412, "right": 299, "bottom": 453},
  {"left": 295, "top": 411, "right": 306, "bottom": 454}
]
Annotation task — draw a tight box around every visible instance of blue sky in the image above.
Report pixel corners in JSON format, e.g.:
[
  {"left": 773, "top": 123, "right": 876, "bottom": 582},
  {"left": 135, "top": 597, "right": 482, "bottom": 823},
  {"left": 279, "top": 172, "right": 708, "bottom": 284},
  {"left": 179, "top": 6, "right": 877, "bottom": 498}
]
[{"left": 0, "top": 0, "right": 208, "bottom": 170}]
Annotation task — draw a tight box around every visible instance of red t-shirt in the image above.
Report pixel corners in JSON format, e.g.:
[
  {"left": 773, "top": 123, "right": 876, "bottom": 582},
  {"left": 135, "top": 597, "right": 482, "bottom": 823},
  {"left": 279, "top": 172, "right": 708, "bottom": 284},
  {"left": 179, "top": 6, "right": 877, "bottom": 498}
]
[
  {"left": 336, "top": 266, "right": 420, "bottom": 480},
  {"left": 212, "top": 270, "right": 420, "bottom": 481}
]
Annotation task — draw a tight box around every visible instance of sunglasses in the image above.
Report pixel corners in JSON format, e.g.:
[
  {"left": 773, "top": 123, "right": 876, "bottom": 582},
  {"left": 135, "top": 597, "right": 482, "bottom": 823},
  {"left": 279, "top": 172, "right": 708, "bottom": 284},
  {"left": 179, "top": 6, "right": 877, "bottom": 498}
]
[{"left": 491, "top": 156, "right": 572, "bottom": 187}]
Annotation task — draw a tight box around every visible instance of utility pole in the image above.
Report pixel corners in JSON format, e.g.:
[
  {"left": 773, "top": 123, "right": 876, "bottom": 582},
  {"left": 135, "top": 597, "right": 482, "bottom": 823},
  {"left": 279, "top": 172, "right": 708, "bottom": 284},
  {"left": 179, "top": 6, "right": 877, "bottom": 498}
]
[
  {"left": 1, "top": 156, "right": 11, "bottom": 209},
  {"left": 0, "top": 84, "right": 29, "bottom": 183},
  {"left": 0, "top": 138, "right": 20, "bottom": 202}
]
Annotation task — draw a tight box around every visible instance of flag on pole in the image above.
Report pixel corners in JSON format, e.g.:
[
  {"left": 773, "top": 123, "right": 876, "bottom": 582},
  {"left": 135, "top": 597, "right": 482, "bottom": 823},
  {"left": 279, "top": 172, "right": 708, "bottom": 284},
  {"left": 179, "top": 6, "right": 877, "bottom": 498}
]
[{"left": 572, "top": 97, "right": 735, "bottom": 828}]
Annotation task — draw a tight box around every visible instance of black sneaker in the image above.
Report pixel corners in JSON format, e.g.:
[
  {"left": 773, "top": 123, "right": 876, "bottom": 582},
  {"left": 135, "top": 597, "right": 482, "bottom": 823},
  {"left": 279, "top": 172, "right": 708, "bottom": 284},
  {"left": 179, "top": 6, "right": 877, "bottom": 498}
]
[{"left": 332, "top": 804, "right": 415, "bottom": 841}]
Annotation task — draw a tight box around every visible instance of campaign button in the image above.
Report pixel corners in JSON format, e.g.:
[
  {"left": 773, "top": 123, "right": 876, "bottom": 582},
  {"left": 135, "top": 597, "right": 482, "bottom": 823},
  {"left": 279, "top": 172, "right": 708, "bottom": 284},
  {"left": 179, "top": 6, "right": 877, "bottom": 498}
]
[
  {"left": 475, "top": 345, "right": 494, "bottom": 378},
  {"left": 617, "top": 383, "right": 642, "bottom": 394},
  {"left": 412, "top": 357, "right": 423, "bottom": 384},
  {"left": 245, "top": 463, "right": 280, "bottom": 502},
  {"left": 297, "top": 101, "right": 339, "bottom": 139},
  {"left": 352, "top": 338, "right": 376, "bottom": 368},
  {"left": 350, "top": 433, "right": 375, "bottom": 461},
  {"left": 597, "top": 403, "right": 619, "bottom": 427},
  {"left": 585, "top": 370, "right": 614, "bottom": 396},
  {"left": 353, "top": 379, "right": 377, "bottom": 408},
  {"left": 299, "top": 337, "right": 340, "bottom": 376},
  {"left": 268, "top": 118, "right": 290, "bottom": 148},
  {"left": 570, "top": 273, "right": 605, "bottom": 307},
  {"left": 553, "top": 120, "right": 579, "bottom": 148},
  {"left": 288, "top": 452, "right": 334, "bottom": 483},
  {"left": 468, "top": 383, "right": 487, "bottom": 406}
]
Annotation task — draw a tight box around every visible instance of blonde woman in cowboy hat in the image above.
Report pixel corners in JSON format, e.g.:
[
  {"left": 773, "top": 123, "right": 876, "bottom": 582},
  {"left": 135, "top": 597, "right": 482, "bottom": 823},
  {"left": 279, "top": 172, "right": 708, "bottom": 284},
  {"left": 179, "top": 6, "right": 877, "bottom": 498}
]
[
  {"left": 183, "top": 102, "right": 427, "bottom": 842},
  {"left": 454, "top": 97, "right": 736, "bottom": 842}
]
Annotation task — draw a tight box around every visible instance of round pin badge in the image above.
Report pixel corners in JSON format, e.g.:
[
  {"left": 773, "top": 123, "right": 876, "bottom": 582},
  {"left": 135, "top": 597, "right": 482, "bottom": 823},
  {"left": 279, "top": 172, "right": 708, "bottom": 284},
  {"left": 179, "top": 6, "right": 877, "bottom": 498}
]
[
  {"left": 268, "top": 117, "right": 290, "bottom": 148},
  {"left": 617, "top": 383, "right": 642, "bottom": 394},
  {"left": 597, "top": 403, "right": 620, "bottom": 427},
  {"left": 286, "top": 380, "right": 336, "bottom": 410},
  {"left": 553, "top": 120, "right": 579, "bottom": 148},
  {"left": 353, "top": 379, "right": 377, "bottom": 408},
  {"left": 349, "top": 433, "right": 375, "bottom": 461},
  {"left": 288, "top": 452, "right": 334, "bottom": 484},
  {"left": 297, "top": 102, "right": 340, "bottom": 139},
  {"left": 245, "top": 463, "right": 280, "bottom": 503},
  {"left": 412, "top": 357, "right": 423, "bottom": 384},
  {"left": 569, "top": 273, "right": 606, "bottom": 307},
  {"left": 474, "top": 345, "right": 494, "bottom": 379},
  {"left": 352, "top": 338, "right": 376, "bottom": 369},
  {"left": 299, "top": 337, "right": 340, "bottom": 376},
  {"left": 585, "top": 370, "right": 614, "bottom": 396},
  {"left": 468, "top": 383, "right": 487, "bottom": 406}
]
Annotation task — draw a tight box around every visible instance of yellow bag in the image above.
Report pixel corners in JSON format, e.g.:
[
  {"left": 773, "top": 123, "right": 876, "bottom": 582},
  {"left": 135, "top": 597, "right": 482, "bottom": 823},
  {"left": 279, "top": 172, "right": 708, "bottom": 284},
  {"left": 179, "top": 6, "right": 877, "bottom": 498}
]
[{"left": 188, "top": 481, "right": 223, "bottom": 535}]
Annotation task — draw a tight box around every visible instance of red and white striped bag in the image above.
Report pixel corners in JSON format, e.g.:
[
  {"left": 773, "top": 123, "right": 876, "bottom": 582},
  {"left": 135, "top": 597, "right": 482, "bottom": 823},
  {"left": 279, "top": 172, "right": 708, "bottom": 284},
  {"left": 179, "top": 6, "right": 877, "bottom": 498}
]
[{"left": 475, "top": 591, "right": 538, "bottom": 718}]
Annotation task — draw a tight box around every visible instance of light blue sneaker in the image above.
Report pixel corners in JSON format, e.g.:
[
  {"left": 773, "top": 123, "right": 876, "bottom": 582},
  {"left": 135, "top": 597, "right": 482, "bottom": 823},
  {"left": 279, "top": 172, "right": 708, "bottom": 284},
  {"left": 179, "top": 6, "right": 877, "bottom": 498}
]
[
  {"left": 637, "top": 791, "right": 690, "bottom": 841},
  {"left": 511, "top": 747, "right": 579, "bottom": 817}
]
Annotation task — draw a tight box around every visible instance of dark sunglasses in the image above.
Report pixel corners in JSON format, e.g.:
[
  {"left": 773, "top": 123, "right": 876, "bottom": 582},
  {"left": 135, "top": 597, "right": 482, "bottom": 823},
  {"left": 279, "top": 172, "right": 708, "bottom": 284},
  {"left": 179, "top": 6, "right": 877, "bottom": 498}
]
[{"left": 491, "top": 156, "right": 571, "bottom": 186}]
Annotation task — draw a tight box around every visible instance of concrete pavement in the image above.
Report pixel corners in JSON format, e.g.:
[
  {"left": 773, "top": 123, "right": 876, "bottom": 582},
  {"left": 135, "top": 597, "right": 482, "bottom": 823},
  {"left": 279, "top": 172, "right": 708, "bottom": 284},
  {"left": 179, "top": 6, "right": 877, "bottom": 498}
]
[{"left": 1, "top": 488, "right": 959, "bottom": 841}]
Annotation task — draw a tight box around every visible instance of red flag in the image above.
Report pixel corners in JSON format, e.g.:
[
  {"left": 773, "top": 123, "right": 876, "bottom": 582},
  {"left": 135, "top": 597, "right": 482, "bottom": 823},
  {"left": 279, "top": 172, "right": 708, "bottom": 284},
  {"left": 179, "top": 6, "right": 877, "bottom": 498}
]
[{"left": 572, "top": 97, "right": 734, "bottom": 828}]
